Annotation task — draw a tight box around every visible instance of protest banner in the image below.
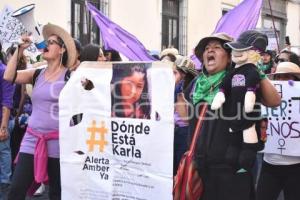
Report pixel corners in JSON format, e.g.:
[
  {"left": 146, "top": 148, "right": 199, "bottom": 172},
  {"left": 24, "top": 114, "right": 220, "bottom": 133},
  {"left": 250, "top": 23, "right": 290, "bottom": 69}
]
[
  {"left": 59, "top": 61, "right": 174, "bottom": 200},
  {"left": 0, "top": 5, "right": 39, "bottom": 58},
  {"left": 262, "top": 81, "right": 300, "bottom": 156}
]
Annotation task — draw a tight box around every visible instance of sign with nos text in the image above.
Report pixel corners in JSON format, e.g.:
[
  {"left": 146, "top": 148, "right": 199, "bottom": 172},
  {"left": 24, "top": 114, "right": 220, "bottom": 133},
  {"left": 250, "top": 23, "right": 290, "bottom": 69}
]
[
  {"left": 262, "top": 81, "right": 300, "bottom": 156},
  {"left": 59, "top": 61, "right": 174, "bottom": 200}
]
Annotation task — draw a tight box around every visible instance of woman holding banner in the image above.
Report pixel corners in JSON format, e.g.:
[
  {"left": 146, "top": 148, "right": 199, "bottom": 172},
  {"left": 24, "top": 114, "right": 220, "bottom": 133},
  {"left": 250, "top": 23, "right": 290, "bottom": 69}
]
[
  {"left": 256, "top": 61, "right": 300, "bottom": 200},
  {"left": 184, "top": 32, "right": 280, "bottom": 200},
  {"left": 80, "top": 43, "right": 106, "bottom": 62},
  {"left": 4, "top": 23, "right": 76, "bottom": 200}
]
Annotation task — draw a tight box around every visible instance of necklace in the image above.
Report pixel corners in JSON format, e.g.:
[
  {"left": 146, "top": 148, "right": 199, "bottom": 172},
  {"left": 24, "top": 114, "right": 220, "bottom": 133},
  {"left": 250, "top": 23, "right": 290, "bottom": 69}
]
[
  {"left": 32, "top": 66, "right": 66, "bottom": 93},
  {"left": 44, "top": 67, "right": 64, "bottom": 82}
]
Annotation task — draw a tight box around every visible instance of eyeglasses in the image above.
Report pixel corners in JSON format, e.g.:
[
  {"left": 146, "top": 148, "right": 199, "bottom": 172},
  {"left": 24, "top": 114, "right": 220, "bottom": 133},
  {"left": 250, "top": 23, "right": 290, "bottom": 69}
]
[{"left": 46, "top": 39, "right": 63, "bottom": 47}]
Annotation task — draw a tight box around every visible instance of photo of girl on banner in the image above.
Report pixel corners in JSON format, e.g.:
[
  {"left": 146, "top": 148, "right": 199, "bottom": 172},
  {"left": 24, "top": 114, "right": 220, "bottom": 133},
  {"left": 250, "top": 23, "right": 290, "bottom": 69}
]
[{"left": 111, "top": 63, "right": 151, "bottom": 119}]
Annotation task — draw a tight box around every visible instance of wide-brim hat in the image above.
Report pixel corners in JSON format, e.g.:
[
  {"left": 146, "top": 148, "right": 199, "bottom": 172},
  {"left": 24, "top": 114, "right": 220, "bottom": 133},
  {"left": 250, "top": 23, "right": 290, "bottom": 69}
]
[
  {"left": 268, "top": 62, "right": 300, "bottom": 80},
  {"left": 43, "top": 23, "right": 76, "bottom": 67},
  {"left": 194, "top": 32, "right": 234, "bottom": 61}
]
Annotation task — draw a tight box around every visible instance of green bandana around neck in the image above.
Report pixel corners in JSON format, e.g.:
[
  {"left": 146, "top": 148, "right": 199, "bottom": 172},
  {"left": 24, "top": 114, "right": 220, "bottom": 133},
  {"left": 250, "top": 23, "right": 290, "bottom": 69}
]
[
  {"left": 258, "top": 62, "right": 272, "bottom": 72},
  {"left": 192, "top": 70, "right": 226, "bottom": 105}
]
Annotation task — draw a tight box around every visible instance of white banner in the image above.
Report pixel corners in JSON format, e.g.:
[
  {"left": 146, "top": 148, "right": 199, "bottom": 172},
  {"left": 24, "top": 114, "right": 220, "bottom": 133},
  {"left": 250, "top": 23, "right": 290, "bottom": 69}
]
[
  {"left": 59, "top": 61, "right": 174, "bottom": 200},
  {"left": 262, "top": 81, "right": 300, "bottom": 156}
]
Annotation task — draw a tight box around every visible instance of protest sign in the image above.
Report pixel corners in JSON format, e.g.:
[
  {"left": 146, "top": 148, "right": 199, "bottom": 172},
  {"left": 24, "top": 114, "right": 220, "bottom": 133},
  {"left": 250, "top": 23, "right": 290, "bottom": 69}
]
[
  {"left": 0, "top": 5, "right": 39, "bottom": 59},
  {"left": 262, "top": 81, "right": 300, "bottom": 156},
  {"left": 59, "top": 61, "right": 174, "bottom": 200}
]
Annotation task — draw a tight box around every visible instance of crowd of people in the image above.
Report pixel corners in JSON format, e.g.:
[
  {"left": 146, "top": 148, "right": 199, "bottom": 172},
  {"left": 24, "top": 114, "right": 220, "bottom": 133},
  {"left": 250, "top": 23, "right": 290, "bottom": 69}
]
[{"left": 0, "top": 22, "right": 300, "bottom": 200}]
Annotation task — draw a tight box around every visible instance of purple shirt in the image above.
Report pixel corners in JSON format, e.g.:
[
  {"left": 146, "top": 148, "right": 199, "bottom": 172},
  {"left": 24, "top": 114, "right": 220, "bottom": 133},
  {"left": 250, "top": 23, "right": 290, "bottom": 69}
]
[
  {"left": 0, "top": 62, "right": 14, "bottom": 120},
  {"left": 20, "top": 68, "right": 67, "bottom": 158},
  {"left": 174, "top": 111, "right": 188, "bottom": 127}
]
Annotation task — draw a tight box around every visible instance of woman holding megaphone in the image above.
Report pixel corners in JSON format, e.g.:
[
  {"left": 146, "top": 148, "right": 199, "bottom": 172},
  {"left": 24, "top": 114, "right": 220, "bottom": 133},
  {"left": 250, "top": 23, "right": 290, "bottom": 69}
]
[{"left": 4, "top": 23, "right": 76, "bottom": 200}]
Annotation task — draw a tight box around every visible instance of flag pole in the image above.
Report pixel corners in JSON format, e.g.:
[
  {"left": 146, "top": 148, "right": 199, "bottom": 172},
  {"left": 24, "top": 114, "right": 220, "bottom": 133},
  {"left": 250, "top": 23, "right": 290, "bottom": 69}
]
[
  {"left": 85, "top": 0, "right": 90, "bottom": 43},
  {"left": 268, "top": 0, "right": 280, "bottom": 52}
]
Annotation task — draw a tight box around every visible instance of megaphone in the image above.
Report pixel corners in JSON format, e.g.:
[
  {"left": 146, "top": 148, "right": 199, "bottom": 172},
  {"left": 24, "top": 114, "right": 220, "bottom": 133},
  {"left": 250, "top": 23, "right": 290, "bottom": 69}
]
[{"left": 12, "top": 4, "right": 46, "bottom": 49}]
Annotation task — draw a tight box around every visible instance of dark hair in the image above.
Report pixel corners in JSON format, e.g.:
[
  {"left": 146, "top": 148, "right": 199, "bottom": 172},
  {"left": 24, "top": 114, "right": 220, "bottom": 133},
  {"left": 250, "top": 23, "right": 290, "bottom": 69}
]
[
  {"left": 111, "top": 63, "right": 151, "bottom": 119},
  {"left": 278, "top": 50, "right": 300, "bottom": 67},
  {"left": 260, "top": 117, "right": 268, "bottom": 124},
  {"left": 74, "top": 39, "right": 82, "bottom": 61},
  {"left": 74, "top": 39, "right": 82, "bottom": 54},
  {"left": 80, "top": 44, "right": 101, "bottom": 62},
  {"left": 57, "top": 36, "right": 68, "bottom": 66},
  {"left": 103, "top": 49, "right": 122, "bottom": 61},
  {"left": 6, "top": 46, "right": 27, "bottom": 70},
  {"left": 152, "top": 54, "right": 160, "bottom": 60},
  {"left": 0, "top": 42, "right": 5, "bottom": 64}
]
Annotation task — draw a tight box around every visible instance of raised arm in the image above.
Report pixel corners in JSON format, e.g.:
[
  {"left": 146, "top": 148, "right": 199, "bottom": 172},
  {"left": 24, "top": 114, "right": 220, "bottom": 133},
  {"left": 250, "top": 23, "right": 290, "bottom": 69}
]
[
  {"left": 4, "top": 36, "right": 36, "bottom": 84},
  {"left": 260, "top": 78, "right": 281, "bottom": 107}
]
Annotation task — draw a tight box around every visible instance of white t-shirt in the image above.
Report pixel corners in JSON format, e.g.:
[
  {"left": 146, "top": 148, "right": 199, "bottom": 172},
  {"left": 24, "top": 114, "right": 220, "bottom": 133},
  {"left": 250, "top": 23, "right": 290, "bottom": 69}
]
[{"left": 264, "top": 153, "right": 300, "bottom": 165}]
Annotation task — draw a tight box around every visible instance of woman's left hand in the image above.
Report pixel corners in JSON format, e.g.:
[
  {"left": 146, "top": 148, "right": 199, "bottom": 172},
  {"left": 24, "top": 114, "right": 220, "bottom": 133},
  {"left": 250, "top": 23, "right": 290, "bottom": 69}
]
[{"left": 0, "top": 127, "right": 8, "bottom": 141}]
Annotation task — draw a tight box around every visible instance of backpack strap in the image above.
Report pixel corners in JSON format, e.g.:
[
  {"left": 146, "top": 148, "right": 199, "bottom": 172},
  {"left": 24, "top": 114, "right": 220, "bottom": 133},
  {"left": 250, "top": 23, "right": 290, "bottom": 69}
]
[
  {"left": 64, "top": 69, "right": 71, "bottom": 82},
  {"left": 32, "top": 68, "right": 71, "bottom": 87},
  {"left": 32, "top": 68, "right": 43, "bottom": 87}
]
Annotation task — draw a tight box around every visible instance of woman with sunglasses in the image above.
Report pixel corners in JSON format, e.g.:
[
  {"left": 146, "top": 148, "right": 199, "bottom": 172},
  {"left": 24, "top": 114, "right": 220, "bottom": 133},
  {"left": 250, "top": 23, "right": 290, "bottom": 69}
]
[
  {"left": 4, "top": 24, "right": 76, "bottom": 200},
  {"left": 275, "top": 50, "right": 300, "bottom": 67}
]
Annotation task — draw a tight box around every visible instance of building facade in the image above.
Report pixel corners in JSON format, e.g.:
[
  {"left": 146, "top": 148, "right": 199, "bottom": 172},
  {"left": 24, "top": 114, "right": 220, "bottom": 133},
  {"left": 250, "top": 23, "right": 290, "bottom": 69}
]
[{"left": 1, "top": 0, "right": 299, "bottom": 56}]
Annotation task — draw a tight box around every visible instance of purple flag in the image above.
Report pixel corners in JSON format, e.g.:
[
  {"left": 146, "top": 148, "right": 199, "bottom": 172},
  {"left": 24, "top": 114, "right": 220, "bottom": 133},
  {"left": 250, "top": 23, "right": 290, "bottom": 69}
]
[
  {"left": 86, "top": 3, "right": 155, "bottom": 61},
  {"left": 190, "top": 54, "right": 202, "bottom": 70},
  {"left": 192, "top": 0, "right": 263, "bottom": 66},
  {"left": 214, "top": 0, "right": 263, "bottom": 38}
]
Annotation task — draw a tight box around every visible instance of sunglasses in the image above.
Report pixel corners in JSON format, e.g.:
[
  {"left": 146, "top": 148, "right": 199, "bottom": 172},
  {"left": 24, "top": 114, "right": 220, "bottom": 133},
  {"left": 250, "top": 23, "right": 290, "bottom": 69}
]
[{"left": 46, "top": 39, "right": 63, "bottom": 47}]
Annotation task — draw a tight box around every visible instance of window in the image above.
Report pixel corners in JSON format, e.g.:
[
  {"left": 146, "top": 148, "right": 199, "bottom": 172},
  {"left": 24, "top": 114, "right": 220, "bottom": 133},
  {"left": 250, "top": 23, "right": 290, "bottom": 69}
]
[
  {"left": 71, "top": 0, "right": 109, "bottom": 46},
  {"left": 162, "top": 0, "right": 179, "bottom": 51},
  {"left": 261, "top": 0, "right": 287, "bottom": 48},
  {"left": 178, "top": 0, "right": 188, "bottom": 54}
]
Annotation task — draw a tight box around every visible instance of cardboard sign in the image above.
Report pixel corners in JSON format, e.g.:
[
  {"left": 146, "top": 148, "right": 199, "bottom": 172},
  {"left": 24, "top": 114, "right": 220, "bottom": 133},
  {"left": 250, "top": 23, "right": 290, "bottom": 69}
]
[
  {"left": 0, "top": 5, "right": 39, "bottom": 58},
  {"left": 59, "top": 61, "right": 174, "bottom": 200},
  {"left": 262, "top": 81, "right": 300, "bottom": 156}
]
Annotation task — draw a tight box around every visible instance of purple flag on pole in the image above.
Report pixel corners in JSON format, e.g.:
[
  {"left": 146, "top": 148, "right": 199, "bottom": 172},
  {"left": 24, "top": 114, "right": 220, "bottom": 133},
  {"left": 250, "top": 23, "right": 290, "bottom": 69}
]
[
  {"left": 86, "top": 3, "right": 155, "bottom": 61},
  {"left": 192, "top": 0, "right": 263, "bottom": 67},
  {"left": 214, "top": 0, "right": 263, "bottom": 38}
]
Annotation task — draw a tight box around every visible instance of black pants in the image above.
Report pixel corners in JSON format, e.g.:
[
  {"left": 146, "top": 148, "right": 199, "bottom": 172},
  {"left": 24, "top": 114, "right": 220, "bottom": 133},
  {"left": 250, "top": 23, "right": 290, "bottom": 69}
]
[
  {"left": 10, "top": 124, "right": 26, "bottom": 168},
  {"left": 173, "top": 126, "right": 189, "bottom": 175},
  {"left": 200, "top": 167, "right": 255, "bottom": 200},
  {"left": 8, "top": 153, "right": 61, "bottom": 200},
  {"left": 256, "top": 161, "right": 300, "bottom": 200}
]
